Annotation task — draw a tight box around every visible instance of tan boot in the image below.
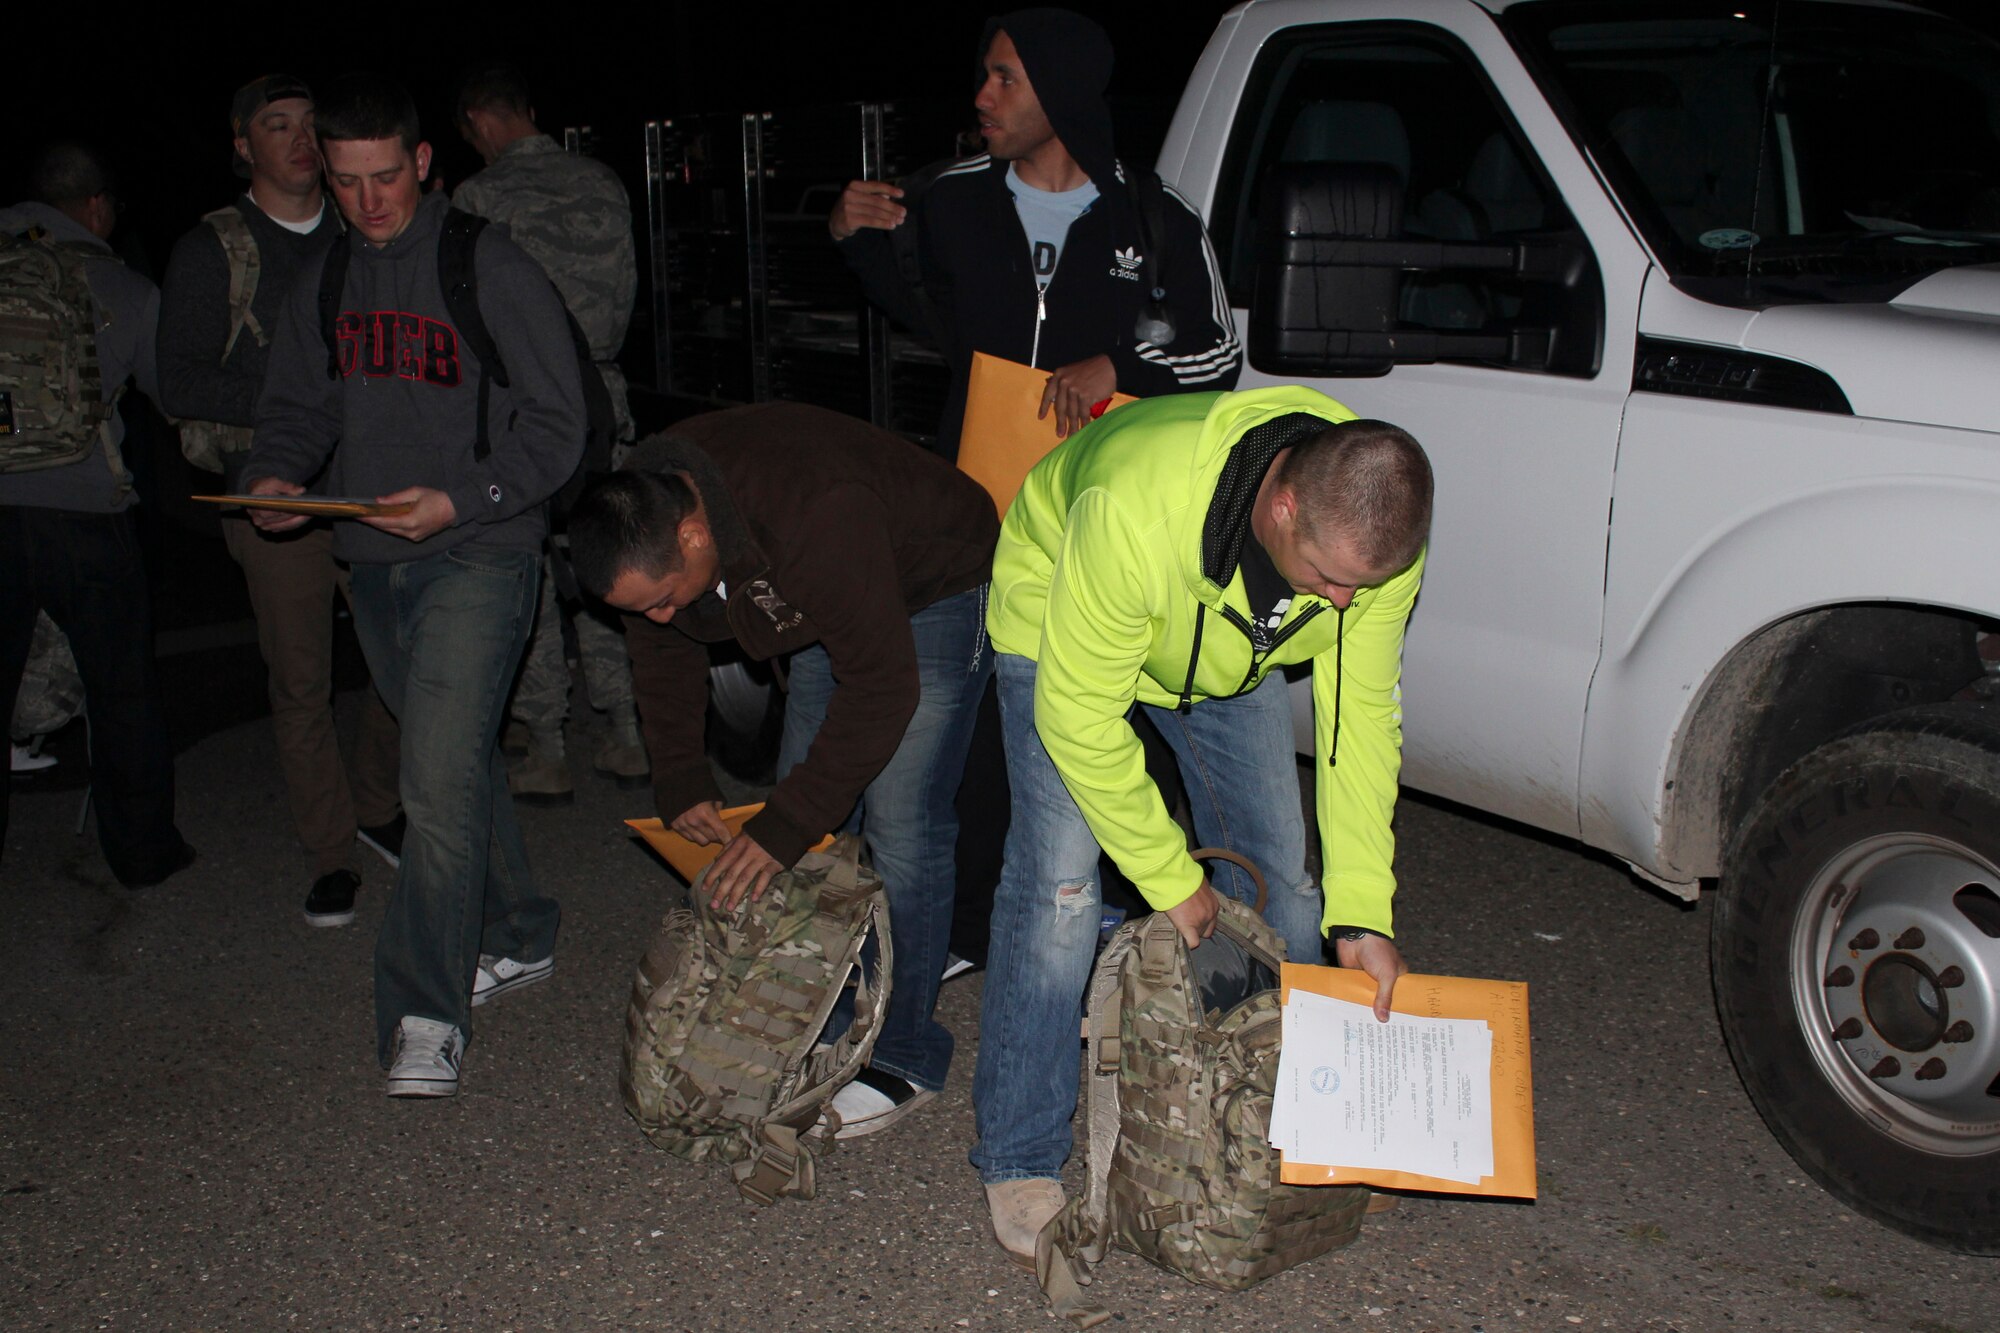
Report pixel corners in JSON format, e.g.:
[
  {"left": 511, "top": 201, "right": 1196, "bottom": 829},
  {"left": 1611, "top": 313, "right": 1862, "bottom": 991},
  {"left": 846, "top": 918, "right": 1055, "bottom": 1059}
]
[
  {"left": 593, "top": 704, "right": 651, "bottom": 789},
  {"left": 985, "top": 1178, "right": 1065, "bottom": 1269},
  {"left": 508, "top": 727, "right": 574, "bottom": 806},
  {"left": 500, "top": 719, "right": 530, "bottom": 757}
]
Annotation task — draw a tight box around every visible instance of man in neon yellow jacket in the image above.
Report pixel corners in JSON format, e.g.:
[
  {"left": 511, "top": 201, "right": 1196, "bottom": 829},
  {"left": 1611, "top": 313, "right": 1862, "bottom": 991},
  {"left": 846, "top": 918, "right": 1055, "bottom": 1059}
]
[{"left": 973, "top": 385, "right": 1432, "bottom": 1262}]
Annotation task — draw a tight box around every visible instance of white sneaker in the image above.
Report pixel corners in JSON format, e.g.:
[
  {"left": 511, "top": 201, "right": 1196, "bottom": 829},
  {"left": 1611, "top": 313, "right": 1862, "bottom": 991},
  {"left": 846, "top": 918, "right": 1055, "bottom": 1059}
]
[
  {"left": 10, "top": 743, "right": 55, "bottom": 774},
  {"left": 471, "top": 953, "right": 554, "bottom": 1006},
  {"left": 386, "top": 1016, "right": 464, "bottom": 1098},
  {"left": 824, "top": 1068, "right": 936, "bottom": 1140}
]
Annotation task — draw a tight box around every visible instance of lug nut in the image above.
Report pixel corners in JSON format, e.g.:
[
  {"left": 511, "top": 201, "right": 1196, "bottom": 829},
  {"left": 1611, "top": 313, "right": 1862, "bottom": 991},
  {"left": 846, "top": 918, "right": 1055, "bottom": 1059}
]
[
  {"left": 1915, "top": 1058, "right": 1948, "bottom": 1081},
  {"left": 1850, "top": 929, "right": 1880, "bottom": 950},
  {"left": 1825, "top": 965, "right": 1855, "bottom": 987},
  {"left": 1868, "top": 1056, "right": 1902, "bottom": 1078},
  {"left": 1945, "top": 1021, "right": 1974, "bottom": 1044},
  {"left": 1939, "top": 966, "right": 1966, "bottom": 988},
  {"left": 1895, "top": 928, "right": 1926, "bottom": 950},
  {"left": 1832, "top": 1017, "right": 1864, "bottom": 1040}
]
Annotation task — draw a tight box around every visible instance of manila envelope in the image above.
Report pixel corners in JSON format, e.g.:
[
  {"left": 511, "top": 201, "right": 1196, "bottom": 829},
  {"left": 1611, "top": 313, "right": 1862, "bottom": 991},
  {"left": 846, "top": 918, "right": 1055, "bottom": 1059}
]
[
  {"left": 1278, "top": 962, "right": 1538, "bottom": 1198},
  {"left": 957, "top": 351, "right": 1138, "bottom": 515},
  {"left": 626, "top": 803, "right": 834, "bottom": 882}
]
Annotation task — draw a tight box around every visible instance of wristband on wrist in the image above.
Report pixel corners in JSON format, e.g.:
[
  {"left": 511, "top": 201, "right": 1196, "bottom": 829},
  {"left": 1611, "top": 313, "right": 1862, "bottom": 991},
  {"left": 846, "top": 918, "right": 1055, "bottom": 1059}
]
[{"left": 1330, "top": 926, "right": 1385, "bottom": 943}]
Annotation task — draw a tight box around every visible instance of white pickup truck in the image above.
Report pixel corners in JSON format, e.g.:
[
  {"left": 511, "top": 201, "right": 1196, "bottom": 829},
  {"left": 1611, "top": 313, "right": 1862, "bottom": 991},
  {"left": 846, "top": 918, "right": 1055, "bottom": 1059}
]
[{"left": 1159, "top": 0, "right": 2000, "bottom": 1252}]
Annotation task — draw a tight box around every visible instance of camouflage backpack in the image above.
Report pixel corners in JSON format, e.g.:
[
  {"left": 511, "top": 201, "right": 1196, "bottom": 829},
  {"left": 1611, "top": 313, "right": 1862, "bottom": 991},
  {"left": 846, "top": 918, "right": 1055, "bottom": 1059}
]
[
  {"left": 1037, "top": 850, "right": 1371, "bottom": 1328},
  {"left": 174, "top": 207, "right": 264, "bottom": 474},
  {"left": 9, "top": 612, "right": 83, "bottom": 741},
  {"left": 0, "top": 229, "right": 113, "bottom": 474},
  {"left": 620, "top": 835, "right": 891, "bottom": 1205}
]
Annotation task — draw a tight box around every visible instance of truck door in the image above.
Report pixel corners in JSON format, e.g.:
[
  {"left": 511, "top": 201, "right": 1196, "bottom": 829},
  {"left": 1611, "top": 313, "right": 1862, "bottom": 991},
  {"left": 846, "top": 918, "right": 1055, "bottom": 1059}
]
[{"left": 1175, "top": 12, "right": 1653, "bottom": 838}]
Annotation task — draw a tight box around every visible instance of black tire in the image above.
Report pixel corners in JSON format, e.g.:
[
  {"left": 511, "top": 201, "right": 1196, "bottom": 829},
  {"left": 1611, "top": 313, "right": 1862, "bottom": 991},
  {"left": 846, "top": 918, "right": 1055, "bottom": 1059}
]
[{"left": 1715, "top": 703, "right": 2000, "bottom": 1254}]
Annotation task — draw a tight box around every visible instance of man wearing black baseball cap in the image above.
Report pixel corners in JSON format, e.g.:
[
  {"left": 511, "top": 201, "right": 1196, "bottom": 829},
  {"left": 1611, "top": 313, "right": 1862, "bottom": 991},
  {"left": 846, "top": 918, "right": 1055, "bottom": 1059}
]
[{"left": 159, "top": 74, "right": 404, "bottom": 928}]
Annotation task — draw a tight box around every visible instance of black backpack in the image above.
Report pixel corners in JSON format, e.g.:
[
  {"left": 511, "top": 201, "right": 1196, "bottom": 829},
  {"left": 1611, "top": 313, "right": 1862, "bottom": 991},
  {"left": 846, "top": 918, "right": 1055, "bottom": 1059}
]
[{"left": 314, "top": 207, "right": 615, "bottom": 523}]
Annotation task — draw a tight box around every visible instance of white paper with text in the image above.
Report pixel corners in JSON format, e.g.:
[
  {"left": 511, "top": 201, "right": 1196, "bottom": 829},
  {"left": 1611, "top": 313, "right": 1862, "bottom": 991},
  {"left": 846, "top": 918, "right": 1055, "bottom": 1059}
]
[{"left": 1272, "top": 991, "right": 1495, "bottom": 1184}]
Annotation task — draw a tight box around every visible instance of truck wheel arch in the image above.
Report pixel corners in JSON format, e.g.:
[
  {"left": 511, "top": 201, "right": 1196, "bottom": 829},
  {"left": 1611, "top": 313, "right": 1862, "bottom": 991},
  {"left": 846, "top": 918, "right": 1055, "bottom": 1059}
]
[{"left": 1659, "top": 605, "right": 1984, "bottom": 879}]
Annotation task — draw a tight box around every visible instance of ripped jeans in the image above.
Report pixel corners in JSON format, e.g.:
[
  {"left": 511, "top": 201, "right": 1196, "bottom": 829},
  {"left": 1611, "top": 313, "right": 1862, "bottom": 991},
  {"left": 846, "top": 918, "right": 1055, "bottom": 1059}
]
[{"left": 970, "top": 652, "right": 1322, "bottom": 1182}]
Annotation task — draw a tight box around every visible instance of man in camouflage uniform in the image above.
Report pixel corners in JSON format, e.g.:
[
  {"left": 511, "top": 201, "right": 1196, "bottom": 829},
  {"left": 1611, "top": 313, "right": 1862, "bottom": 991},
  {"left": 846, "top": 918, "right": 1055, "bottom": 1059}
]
[
  {"left": 159, "top": 75, "right": 404, "bottom": 926},
  {"left": 454, "top": 65, "right": 645, "bottom": 805}
]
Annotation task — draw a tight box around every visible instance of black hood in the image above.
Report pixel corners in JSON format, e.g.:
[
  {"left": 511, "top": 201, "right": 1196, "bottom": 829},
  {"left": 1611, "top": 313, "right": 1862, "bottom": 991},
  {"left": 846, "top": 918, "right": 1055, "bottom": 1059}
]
[{"left": 980, "top": 7, "right": 1118, "bottom": 185}]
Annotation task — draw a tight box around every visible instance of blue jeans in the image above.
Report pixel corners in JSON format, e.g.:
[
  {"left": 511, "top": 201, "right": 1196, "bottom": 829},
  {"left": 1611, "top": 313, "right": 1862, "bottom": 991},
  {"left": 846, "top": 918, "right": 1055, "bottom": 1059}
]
[
  {"left": 777, "top": 585, "right": 991, "bottom": 1093},
  {"left": 348, "top": 547, "right": 559, "bottom": 1065},
  {"left": 970, "top": 653, "right": 1322, "bottom": 1182}
]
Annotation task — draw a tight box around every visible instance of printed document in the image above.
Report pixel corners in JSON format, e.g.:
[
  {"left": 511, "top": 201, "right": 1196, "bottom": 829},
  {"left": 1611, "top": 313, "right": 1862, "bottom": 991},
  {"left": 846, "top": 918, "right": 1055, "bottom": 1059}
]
[{"left": 1271, "top": 990, "right": 1495, "bottom": 1185}]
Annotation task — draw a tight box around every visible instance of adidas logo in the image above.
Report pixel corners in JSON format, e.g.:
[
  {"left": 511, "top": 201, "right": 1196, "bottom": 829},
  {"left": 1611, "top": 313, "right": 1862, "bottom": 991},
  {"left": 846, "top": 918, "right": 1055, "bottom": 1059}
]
[{"left": 1110, "top": 245, "right": 1143, "bottom": 281}]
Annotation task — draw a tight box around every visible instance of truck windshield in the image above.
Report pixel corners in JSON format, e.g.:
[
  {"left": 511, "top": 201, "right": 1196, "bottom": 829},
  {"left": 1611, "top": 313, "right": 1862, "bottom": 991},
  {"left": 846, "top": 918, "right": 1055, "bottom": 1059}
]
[{"left": 1505, "top": 1, "right": 2000, "bottom": 304}]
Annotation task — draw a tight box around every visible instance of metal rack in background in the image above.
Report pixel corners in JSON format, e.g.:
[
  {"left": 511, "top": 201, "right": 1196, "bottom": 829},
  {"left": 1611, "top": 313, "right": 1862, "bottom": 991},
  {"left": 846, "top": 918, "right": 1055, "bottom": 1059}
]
[{"left": 643, "top": 101, "right": 959, "bottom": 445}]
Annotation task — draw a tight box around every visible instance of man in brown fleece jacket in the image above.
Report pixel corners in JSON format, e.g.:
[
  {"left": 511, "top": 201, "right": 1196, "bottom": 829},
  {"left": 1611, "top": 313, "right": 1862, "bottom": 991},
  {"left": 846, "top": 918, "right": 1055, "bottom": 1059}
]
[{"left": 568, "top": 402, "right": 998, "bottom": 1139}]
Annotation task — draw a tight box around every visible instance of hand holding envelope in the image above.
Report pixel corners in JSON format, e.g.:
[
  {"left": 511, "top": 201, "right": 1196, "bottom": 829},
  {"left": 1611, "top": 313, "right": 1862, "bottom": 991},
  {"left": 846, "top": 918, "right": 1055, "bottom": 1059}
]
[{"left": 957, "top": 351, "right": 1138, "bottom": 514}]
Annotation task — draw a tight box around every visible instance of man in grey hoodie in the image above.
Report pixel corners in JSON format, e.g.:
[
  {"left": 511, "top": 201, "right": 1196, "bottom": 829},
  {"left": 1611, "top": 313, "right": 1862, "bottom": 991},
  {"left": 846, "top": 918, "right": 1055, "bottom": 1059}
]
[{"left": 242, "top": 76, "right": 586, "bottom": 1099}]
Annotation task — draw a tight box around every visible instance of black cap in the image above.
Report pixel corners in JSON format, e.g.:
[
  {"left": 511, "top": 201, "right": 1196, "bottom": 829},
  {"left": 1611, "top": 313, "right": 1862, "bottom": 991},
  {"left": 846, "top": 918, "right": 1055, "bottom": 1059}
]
[
  {"left": 980, "top": 9, "right": 1117, "bottom": 184},
  {"left": 230, "top": 74, "right": 314, "bottom": 179}
]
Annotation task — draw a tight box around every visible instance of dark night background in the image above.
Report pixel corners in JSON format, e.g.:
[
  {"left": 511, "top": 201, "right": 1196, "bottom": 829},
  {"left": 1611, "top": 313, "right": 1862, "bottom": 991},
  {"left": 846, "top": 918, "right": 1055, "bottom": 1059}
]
[
  {"left": 9, "top": 1, "right": 1999, "bottom": 287},
  {"left": 2, "top": 3, "right": 1236, "bottom": 284}
]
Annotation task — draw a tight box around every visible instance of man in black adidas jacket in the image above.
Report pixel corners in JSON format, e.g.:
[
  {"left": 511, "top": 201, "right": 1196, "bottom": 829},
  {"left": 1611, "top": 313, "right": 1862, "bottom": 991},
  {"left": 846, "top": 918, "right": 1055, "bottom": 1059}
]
[
  {"left": 829, "top": 6, "right": 1241, "bottom": 461},
  {"left": 243, "top": 75, "right": 584, "bottom": 1102}
]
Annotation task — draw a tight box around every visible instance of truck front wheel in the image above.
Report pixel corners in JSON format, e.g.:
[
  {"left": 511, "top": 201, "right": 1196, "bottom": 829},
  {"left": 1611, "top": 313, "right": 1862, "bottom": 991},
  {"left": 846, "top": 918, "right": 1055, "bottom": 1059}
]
[{"left": 1715, "top": 704, "right": 2000, "bottom": 1253}]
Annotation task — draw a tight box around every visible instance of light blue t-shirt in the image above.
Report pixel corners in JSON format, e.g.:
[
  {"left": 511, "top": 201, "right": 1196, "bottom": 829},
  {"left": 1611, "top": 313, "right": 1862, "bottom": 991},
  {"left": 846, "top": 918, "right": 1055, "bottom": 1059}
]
[{"left": 1007, "top": 163, "right": 1099, "bottom": 291}]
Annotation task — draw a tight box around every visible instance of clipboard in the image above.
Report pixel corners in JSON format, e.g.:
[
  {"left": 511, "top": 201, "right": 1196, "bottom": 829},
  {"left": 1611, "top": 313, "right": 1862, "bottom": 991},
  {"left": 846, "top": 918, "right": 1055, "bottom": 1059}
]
[
  {"left": 956, "top": 351, "right": 1138, "bottom": 514},
  {"left": 626, "top": 803, "right": 835, "bottom": 881},
  {"left": 192, "top": 494, "right": 415, "bottom": 518},
  {"left": 1278, "top": 962, "right": 1537, "bottom": 1198}
]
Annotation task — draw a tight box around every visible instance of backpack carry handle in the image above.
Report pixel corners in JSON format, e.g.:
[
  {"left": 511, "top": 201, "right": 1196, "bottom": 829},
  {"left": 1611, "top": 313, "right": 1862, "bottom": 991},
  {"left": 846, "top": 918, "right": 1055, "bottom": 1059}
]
[
  {"left": 1187, "top": 847, "right": 1287, "bottom": 979},
  {"left": 1189, "top": 846, "right": 1267, "bottom": 914}
]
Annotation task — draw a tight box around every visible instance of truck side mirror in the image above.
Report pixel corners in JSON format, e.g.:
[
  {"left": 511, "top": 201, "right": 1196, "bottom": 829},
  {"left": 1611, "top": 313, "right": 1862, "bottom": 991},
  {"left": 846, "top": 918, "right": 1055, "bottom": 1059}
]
[
  {"left": 1250, "top": 163, "right": 1406, "bottom": 377},
  {"left": 1250, "top": 162, "right": 1565, "bottom": 377}
]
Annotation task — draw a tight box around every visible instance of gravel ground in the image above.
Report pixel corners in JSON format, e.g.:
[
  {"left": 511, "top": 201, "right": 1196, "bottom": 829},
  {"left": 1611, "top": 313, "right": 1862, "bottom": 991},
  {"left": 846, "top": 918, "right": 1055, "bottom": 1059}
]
[{"left": 2, "top": 686, "right": 1992, "bottom": 1332}]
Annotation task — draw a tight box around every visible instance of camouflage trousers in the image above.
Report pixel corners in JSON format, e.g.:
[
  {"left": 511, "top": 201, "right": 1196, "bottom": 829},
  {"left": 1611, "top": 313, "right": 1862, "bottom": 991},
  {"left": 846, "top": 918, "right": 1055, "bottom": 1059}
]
[{"left": 509, "top": 543, "right": 635, "bottom": 734}]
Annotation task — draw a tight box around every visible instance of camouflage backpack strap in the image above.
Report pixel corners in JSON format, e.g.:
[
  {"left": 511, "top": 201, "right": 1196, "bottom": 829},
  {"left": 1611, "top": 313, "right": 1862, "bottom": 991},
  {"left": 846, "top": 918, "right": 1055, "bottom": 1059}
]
[
  {"left": 764, "top": 835, "right": 893, "bottom": 1129},
  {"left": 203, "top": 206, "right": 265, "bottom": 360},
  {"left": 175, "top": 207, "right": 264, "bottom": 472},
  {"left": 731, "top": 835, "right": 893, "bottom": 1205},
  {"left": 1038, "top": 917, "right": 1146, "bottom": 1329}
]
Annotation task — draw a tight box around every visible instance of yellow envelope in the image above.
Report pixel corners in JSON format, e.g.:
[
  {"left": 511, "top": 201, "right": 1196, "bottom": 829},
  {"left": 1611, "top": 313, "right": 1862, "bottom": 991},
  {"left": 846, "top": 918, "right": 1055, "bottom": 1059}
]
[
  {"left": 626, "top": 803, "right": 834, "bottom": 881},
  {"left": 1277, "top": 962, "right": 1538, "bottom": 1198},
  {"left": 957, "top": 351, "right": 1139, "bottom": 514}
]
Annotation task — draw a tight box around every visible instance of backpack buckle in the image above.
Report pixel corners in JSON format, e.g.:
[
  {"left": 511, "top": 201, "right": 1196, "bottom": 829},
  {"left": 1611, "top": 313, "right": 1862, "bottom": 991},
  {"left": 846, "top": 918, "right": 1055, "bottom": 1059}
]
[{"left": 733, "top": 1141, "right": 802, "bottom": 1206}]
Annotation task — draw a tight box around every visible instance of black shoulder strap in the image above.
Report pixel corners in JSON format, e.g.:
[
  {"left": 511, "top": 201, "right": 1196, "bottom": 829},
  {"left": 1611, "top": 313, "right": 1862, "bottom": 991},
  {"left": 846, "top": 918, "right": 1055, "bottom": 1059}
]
[
  {"left": 438, "top": 207, "right": 508, "bottom": 463},
  {"left": 1125, "top": 164, "right": 1177, "bottom": 346},
  {"left": 1127, "top": 164, "right": 1171, "bottom": 305},
  {"left": 316, "top": 236, "right": 352, "bottom": 381},
  {"left": 888, "top": 161, "right": 953, "bottom": 352}
]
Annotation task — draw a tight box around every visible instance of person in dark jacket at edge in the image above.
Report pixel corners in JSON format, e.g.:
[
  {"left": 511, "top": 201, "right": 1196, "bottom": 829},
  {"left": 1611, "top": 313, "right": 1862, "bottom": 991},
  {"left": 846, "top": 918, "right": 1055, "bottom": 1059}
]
[
  {"left": 566, "top": 402, "right": 998, "bottom": 1144},
  {"left": 828, "top": 6, "right": 1242, "bottom": 458},
  {"left": 241, "top": 75, "right": 585, "bottom": 1100}
]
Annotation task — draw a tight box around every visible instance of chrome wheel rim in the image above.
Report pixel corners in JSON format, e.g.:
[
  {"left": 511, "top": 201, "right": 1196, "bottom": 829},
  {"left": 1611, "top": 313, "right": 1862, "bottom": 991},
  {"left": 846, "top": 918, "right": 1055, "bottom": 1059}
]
[{"left": 1791, "top": 832, "right": 2000, "bottom": 1155}]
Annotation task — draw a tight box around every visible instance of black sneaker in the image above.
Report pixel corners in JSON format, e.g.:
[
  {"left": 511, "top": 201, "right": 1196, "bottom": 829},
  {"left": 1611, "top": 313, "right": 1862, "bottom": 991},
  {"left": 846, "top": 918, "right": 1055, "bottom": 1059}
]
[
  {"left": 304, "top": 868, "right": 360, "bottom": 927},
  {"left": 356, "top": 813, "right": 406, "bottom": 870}
]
